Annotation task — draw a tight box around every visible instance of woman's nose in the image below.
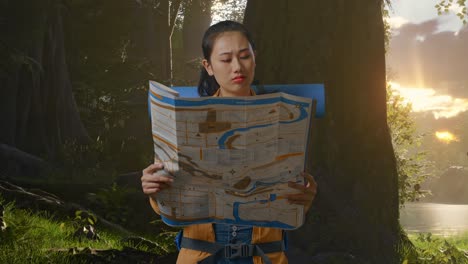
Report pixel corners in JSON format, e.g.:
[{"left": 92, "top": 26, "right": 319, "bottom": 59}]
[{"left": 232, "top": 58, "right": 241, "bottom": 72}]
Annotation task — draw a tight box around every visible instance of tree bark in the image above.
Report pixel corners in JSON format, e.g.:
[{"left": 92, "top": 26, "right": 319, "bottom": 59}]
[
  {"left": 0, "top": 143, "right": 47, "bottom": 179},
  {"left": 131, "top": 0, "right": 171, "bottom": 83},
  {"left": 244, "top": 1, "right": 399, "bottom": 263},
  {"left": 0, "top": 1, "right": 89, "bottom": 161},
  {"left": 181, "top": 0, "right": 212, "bottom": 84}
]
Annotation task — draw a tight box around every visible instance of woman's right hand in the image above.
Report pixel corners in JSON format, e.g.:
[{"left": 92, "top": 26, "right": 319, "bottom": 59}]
[{"left": 141, "top": 162, "right": 174, "bottom": 198}]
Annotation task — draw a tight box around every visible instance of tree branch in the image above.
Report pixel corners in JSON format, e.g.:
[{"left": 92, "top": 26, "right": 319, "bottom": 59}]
[
  {"left": 0, "top": 180, "right": 132, "bottom": 236},
  {"left": 169, "top": 0, "right": 182, "bottom": 37}
]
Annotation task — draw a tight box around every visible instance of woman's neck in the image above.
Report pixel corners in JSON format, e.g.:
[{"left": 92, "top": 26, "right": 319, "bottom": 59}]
[{"left": 217, "top": 87, "right": 252, "bottom": 97}]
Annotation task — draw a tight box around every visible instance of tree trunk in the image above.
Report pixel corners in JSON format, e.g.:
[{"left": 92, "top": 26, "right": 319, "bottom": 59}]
[
  {"left": 244, "top": 1, "right": 400, "bottom": 263},
  {"left": 131, "top": 0, "right": 171, "bottom": 84},
  {"left": 181, "top": 0, "right": 212, "bottom": 84},
  {"left": 0, "top": 1, "right": 89, "bottom": 161}
]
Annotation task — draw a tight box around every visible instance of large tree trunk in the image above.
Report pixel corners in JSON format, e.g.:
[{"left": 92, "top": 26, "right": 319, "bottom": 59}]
[
  {"left": 131, "top": 0, "right": 171, "bottom": 83},
  {"left": 181, "top": 0, "right": 212, "bottom": 84},
  {"left": 244, "top": 1, "right": 400, "bottom": 263},
  {"left": 0, "top": 1, "right": 89, "bottom": 162}
]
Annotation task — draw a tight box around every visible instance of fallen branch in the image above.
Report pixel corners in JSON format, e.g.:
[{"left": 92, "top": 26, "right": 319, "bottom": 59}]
[{"left": 0, "top": 180, "right": 132, "bottom": 236}]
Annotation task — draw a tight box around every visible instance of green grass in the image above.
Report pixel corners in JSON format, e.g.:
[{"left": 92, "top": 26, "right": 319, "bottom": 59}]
[
  {"left": 401, "top": 233, "right": 468, "bottom": 264},
  {"left": 445, "top": 234, "right": 468, "bottom": 250},
  {"left": 409, "top": 232, "right": 468, "bottom": 250},
  {"left": 0, "top": 200, "right": 176, "bottom": 263},
  {"left": 5, "top": 195, "right": 468, "bottom": 264}
]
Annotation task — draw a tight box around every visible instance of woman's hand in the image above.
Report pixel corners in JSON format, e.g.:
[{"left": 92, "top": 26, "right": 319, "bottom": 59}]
[
  {"left": 141, "top": 162, "right": 174, "bottom": 198},
  {"left": 286, "top": 172, "right": 317, "bottom": 213}
]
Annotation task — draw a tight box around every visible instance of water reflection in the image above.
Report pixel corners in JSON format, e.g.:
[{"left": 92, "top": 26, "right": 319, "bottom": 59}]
[{"left": 400, "top": 202, "right": 468, "bottom": 236}]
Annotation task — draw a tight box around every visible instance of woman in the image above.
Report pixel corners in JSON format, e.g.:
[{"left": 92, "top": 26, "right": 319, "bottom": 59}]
[{"left": 141, "top": 20, "right": 317, "bottom": 264}]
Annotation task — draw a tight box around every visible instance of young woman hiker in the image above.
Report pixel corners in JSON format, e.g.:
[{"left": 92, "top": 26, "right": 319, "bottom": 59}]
[{"left": 141, "top": 20, "right": 317, "bottom": 264}]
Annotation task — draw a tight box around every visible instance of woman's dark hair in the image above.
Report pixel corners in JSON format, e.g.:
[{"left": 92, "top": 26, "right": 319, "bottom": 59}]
[{"left": 197, "top": 20, "right": 256, "bottom": 96}]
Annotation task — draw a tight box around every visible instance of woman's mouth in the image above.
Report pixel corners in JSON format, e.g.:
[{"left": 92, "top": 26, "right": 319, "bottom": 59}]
[{"left": 232, "top": 75, "right": 246, "bottom": 84}]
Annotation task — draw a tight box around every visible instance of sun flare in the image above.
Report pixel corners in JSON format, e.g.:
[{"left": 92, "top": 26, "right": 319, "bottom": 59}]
[
  {"left": 388, "top": 82, "right": 468, "bottom": 119},
  {"left": 435, "top": 131, "right": 459, "bottom": 144}
]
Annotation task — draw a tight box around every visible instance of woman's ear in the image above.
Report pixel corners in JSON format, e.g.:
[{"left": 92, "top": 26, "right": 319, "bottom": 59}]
[{"left": 202, "top": 59, "right": 214, "bottom": 76}]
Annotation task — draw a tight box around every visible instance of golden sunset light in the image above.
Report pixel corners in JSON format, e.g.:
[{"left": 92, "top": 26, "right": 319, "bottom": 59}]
[
  {"left": 386, "top": 16, "right": 408, "bottom": 29},
  {"left": 435, "top": 131, "right": 459, "bottom": 144},
  {"left": 388, "top": 82, "right": 468, "bottom": 119}
]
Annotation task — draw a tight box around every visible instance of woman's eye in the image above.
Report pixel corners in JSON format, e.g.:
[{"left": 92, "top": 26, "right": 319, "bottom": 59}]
[
  {"left": 240, "top": 55, "right": 251, "bottom": 59},
  {"left": 221, "top": 59, "right": 231, "bottom": 63}
]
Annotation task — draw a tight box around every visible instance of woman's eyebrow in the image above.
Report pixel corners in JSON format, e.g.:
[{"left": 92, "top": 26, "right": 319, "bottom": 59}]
[{"left": 218, "top": 48, "right": 250, "bottom": 56}]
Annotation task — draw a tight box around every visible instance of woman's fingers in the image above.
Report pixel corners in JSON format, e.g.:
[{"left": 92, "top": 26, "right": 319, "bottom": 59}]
[
  {"left": 288, "top": 174, "right": 317, "bottom": 194},
  {"left": 141, "top": 176, "right": 172, "bottom": 195},
  {"left": 153, "top": 169, "right": 174, "bottom": 181},
  {"left": 142, "top": 181, "right": 171, "bottom": 189},
  {"left": 142, "top": 183, "right": 171, "bottom": 195},
  {"left": 142, "top": 173, "right": 174, "bottom": 184},
  {"left": 141, "top": 169, "right": 174, "bottom": 183},
  {"left": 142, "top": 162, "right": 164, "bottom": 175},
  {"left": 143, "top": 187, "right": 160, "bottom": 195},
  {"left": 288, "top": 200, "right": 308, "bottom": 205},
  {"left": 286, "top": 172, "right": 318, "bottom": 212},
  {"left": 286, "top": 193, "right": 309, "bottom": 199},
  {"left": 286, "top": 193, "right": 312, "bottom": 202},
  {"left": 141, "top": 162, "right": 174, "bottom": 196},
  {"left": 288, "top": 181, "right": 314, "bottom": 193},
  {"left": 303, "top": 172, "right": 317, "bottom": 192}
]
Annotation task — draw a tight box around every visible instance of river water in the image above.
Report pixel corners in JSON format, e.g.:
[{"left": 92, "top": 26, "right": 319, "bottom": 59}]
[{"left": 400, "top": 202, "right": 468, "bottom": 236}]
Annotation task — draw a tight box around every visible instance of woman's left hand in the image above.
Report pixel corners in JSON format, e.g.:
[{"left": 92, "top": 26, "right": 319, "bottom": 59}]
[{"left": 286, "top": 172, "right": 317, "bottom": 213}]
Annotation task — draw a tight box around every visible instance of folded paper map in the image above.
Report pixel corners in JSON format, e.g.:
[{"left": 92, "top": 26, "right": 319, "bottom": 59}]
[{"left": 148, "top": 81, "right": 324, "bottom": 229}]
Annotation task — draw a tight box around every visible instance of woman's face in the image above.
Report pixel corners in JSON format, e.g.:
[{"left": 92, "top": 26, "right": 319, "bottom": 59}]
[{"left": 203, "top": 31, "right": 256, "bottom": 97}]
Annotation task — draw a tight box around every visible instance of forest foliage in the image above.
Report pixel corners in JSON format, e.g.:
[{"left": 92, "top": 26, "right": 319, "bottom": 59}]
[
  {"left": 2, "top": 0, "right": 467, "bottom": 262},
  {"left": 387, "top": 85, "right": 431, "bottom": 206},
  {"left": 0, "top": 0, "right": 432, "bottom": 203}
]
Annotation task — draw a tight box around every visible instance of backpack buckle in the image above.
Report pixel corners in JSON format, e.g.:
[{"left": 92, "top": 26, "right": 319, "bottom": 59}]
[{"left": 224, "top": 243, "right": 252, "bottom": 259}]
